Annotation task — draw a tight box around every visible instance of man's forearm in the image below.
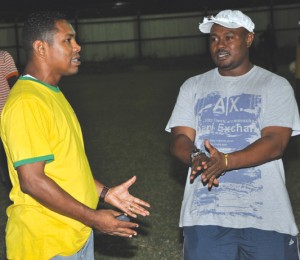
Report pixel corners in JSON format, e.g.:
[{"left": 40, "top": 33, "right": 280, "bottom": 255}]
[
  {"left": 224, "top": 127, "right": 292, "bottom": 171},
  {"left": 21, "top": 174, "right": 97, "bottom": 227},
  {"left": 170, "top": 133, "right": 196, "bottom": 166}
]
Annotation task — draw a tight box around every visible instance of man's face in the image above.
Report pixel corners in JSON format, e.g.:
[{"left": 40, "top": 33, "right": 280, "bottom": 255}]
[
  {"left": 209, "top": 24, "right": 254, "bottom": 76},
  {"left": 45, "top": 20, "right": 81, "bottom": 77}
]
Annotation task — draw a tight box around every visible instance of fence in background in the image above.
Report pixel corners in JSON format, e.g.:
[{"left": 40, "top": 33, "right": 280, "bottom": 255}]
[{"left": 0, "top": 3, "right": 299, "bottom": 68}]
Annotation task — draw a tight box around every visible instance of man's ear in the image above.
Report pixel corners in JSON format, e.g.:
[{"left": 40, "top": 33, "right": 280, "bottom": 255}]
[
  {"left": 246, "top": 32, "right": 254, "bottom": 48},
  {"left": 32, "top": 40, "right": 46, "bottom": 57}
]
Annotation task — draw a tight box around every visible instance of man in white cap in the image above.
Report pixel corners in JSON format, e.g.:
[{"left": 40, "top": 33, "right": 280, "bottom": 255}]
[{"left": 166, "top": 9, "right": 300, "bottom": 259}]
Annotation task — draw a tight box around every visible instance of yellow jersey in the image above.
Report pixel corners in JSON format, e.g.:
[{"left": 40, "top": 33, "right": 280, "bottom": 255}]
[{"left": 0, "top": 76, "right": 99, "bottom": 259}]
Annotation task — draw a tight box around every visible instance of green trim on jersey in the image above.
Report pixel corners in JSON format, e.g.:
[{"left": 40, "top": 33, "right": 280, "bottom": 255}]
[
  {"left": 13, "top": 154, "right": 54, "bottom": 168},
  {"left": 20, "top": 75, "right": 61, "bottom": 92}
]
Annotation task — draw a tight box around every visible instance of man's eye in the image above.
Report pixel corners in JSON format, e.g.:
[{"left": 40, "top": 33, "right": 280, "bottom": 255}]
[
  {"left": 226, "top": 35, "right": 234, "bottom": 41},
  {"left": 210, "top": 37, "right": 218, "bottom": 43}
]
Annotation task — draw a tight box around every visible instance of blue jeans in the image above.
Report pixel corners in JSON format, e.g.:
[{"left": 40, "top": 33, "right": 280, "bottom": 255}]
[
  {"left": 183, "top": 225, "right": 300, "bottom": 260},
  {"left": 51, "top": 231, "right": 94, "bottom": 260}
]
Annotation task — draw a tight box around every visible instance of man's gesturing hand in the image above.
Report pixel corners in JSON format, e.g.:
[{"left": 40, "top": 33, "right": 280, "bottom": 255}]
[{"left": 201, "top": 140, "right": 228, "bottom": 189}]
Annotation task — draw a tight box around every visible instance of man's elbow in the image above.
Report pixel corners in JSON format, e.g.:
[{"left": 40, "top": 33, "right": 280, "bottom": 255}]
[
  {"left": 170, "top": 138, "right": 182, "bottom": 158},
  {"left": 18, "top": 176, "right": 39, "bottom": 195},
  {"left": 273, "top": 146, "right": 286, "bottom": 160},
  {"left": 19, "top": 181, "right": 32, "bottom": 194}
]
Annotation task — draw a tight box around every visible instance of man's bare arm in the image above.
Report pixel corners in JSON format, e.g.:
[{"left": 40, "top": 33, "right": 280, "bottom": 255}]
[
  {"left": 202, "top": 126, "right": 292, "bottom": 188},
  {"left": 17, "top": 162, "right": 139, "bottom": 237}
]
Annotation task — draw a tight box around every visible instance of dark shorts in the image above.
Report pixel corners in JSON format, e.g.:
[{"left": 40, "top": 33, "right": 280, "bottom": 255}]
[{"left": 183, "top": 225, "right": 300, "bottom": 260}]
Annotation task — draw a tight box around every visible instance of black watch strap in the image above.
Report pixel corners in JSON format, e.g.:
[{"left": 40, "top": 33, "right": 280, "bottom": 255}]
[
  {"left": 100, "top": 186, "right": 110, "bottom": 202},
  {"left": 190, "top": 148, "right": 203, "bottom": 165}
]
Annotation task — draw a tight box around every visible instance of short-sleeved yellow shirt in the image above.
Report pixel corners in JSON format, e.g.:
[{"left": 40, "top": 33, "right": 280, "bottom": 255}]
[{"left": 0, "top": 76, "right": 99, "bottom": 259}]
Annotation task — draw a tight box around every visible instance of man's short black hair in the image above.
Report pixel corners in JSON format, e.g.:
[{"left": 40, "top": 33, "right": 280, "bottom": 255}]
[{"left": 22, "top": 11, "right": 67, "bottom": 59}]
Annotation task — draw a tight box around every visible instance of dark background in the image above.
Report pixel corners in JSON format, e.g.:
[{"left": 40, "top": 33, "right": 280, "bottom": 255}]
[{"left": 1, "top": 0, "right": 300, "bottom": 22}]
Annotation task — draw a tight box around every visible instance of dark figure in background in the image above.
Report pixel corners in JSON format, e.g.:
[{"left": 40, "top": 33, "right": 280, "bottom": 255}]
[
  {"left": 0, "top": 11, "right": 150, "bottom": 259},
  {"left": 259, "top": 23, "right": 278, "bottom": 72},
  {"left": 0, "top": 50, "right": 18, "bottom": 188}
]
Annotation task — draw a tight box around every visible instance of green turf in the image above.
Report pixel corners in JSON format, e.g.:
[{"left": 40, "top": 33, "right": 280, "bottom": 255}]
[
  {"left": 0, "top": 56, "right": 299, "bottom": 259},
  {"left": 60, "top": 68, "right": 199, "bottom": 259}
]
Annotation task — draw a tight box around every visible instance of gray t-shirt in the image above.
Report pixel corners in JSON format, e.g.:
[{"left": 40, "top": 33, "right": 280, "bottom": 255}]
[{"left": 166, "top": 65, "right": 300, "bottom": 236}]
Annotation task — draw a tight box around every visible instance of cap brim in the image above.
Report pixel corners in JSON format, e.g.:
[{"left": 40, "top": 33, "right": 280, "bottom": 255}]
[{"left": 199, "top": 20, "right": 242, "bottom": 34}]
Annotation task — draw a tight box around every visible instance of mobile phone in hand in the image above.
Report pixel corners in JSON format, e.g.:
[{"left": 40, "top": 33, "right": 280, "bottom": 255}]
[{"left": 116, "top": 214, "right": 130, "bottom": 222}]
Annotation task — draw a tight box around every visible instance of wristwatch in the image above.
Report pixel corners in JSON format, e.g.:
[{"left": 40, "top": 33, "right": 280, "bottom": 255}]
[{"left": 190, "top": 148, "right": 203, "bottom": 165}]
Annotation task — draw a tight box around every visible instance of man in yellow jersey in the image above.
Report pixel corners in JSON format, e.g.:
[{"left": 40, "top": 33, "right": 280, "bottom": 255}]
[{"left": 0, "top": 11, "right": 150, "bottom": 260}]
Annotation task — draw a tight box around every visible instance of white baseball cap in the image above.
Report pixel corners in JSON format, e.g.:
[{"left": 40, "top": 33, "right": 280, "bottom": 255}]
[{"left": 199, "top": 10, "right": 255, "bottom": 34}]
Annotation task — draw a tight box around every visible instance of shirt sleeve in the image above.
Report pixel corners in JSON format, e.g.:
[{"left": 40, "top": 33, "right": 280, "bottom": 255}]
[
  {"left": 261, "top": 76, "right": 300, "bottom": 136},
  {"left": 3, "top": 51, "right": 18, "bottom": 79},
  {"left": 165, "top": 78, "right": 197, "bottom": 132},
  {"left": 3, "top": 96, "right": 54, "bottom": 168}
]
